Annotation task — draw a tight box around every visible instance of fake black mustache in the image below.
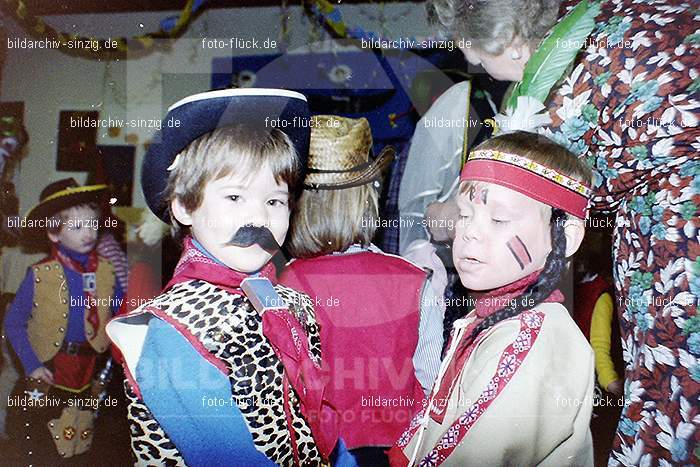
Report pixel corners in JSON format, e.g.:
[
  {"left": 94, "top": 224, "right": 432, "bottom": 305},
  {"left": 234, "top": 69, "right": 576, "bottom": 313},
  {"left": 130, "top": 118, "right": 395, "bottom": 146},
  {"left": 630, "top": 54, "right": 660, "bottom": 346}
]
[{"left": 225, "top": 225, "right": 280, "bottom": 252}]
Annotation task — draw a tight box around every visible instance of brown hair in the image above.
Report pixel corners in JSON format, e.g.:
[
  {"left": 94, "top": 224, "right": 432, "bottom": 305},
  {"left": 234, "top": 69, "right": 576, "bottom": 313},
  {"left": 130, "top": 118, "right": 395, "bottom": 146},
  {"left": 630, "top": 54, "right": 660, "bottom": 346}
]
[
  {"left": 460, "top": 130, "right": 592, "bottom": 207},
  {"left": 447, "top": 131, "right": 590, "bottom": 354},
  {"left": 287, "top": 183, "right": 379, "bottom": 258},
  {"left": 47, "top": 203, "right": 100, "bottom": 235},
  {"left": 164, "top": 124, "right": 301, "bottom": 236}
]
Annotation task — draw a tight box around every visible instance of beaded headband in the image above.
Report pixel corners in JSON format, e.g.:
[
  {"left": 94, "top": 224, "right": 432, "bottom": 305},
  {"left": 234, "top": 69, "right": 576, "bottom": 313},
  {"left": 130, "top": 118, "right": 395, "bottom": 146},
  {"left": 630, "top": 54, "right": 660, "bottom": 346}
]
[{"left": 460, "top": 149, "right": 591, "bottom": 219}]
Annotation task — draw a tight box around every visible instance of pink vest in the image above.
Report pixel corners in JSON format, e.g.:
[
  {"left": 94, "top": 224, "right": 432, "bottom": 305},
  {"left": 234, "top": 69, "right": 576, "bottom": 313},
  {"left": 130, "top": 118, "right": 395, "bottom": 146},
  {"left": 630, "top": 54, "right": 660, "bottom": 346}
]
[{"left": 280, "top": 250, "right": 426, "bottom": 449}]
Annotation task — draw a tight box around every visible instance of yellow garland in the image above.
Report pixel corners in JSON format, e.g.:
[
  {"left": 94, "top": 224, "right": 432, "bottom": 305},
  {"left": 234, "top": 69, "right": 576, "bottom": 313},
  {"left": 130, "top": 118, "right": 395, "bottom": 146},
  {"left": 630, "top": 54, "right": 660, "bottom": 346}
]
[
  {"left": 308, "top": 0, "right": 347, "bottom": 37},
  {"left": 1, "top": 0, "right": 197, "bottom": 59}
]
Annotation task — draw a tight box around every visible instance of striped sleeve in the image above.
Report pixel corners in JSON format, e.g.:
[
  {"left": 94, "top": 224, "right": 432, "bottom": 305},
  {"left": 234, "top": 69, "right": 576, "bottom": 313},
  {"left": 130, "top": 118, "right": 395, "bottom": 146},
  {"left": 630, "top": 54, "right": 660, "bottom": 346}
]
[{"left": 413, "top": 280, "right": 445, "bottom": 394}]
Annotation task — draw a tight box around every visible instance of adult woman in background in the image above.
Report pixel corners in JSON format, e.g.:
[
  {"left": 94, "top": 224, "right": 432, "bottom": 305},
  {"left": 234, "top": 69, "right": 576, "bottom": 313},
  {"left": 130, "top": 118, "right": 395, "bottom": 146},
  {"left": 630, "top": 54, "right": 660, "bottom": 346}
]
[{"left": 426, "top": 0, "right": 699, "bottom": 464}]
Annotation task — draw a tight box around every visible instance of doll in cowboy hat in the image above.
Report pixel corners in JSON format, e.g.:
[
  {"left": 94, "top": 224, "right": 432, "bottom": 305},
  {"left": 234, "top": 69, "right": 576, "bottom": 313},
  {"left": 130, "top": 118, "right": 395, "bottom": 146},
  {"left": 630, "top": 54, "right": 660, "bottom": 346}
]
[
  {"left": 3, "top": 178, "right": 123, "bottom": 461},
  {"left": 280, "top": 115, "right": 445, "bottom": 463},
  {"left": 106, "top": 89, "right": 355, "bottom": 467},
  {"left": 389, "top": 131, "right": 596, "bottom": 466}
]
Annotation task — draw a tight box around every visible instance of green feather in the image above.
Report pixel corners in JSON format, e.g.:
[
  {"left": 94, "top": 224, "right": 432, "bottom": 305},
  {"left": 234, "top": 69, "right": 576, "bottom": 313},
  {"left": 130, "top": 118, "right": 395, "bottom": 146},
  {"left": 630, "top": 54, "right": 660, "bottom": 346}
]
[{"left": 507, "top": 0, "right": 601, "bottom": 109}]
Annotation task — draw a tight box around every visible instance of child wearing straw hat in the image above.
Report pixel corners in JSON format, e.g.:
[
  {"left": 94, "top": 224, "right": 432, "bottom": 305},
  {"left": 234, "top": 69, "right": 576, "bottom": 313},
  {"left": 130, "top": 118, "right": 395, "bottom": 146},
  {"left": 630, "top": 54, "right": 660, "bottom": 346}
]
[
  {"left": 280, "top": 115, "right": 444, "bottom": 464},
  {"left": 4, "top": 178, "right": 123, "bottom": 461},
  {"left": 389, "top": 131, "right": 595, "bottom": 466},
  {"left": 106, "top": 89, "right": 355, "bottom": 466}
]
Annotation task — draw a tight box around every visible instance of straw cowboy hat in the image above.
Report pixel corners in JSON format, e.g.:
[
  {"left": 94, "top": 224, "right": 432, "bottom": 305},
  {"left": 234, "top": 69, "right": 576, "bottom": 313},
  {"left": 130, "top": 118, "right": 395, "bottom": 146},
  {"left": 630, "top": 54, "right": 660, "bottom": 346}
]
[{"left": 305, "top": 115, "right": 395, "bottom": 190}]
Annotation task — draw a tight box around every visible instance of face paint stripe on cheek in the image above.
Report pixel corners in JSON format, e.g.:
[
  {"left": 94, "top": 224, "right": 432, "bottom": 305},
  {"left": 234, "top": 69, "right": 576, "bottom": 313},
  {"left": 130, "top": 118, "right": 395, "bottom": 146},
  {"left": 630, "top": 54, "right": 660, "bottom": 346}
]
[{"left": 506, "top": 235, "right": 532, "bottom": 270}]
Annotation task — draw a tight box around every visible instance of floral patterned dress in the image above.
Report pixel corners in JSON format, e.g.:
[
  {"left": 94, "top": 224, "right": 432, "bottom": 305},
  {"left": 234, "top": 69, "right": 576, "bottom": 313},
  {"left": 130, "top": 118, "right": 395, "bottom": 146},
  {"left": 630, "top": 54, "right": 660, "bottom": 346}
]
[{"left": 542, "top": 1, "right": 699, "bottom": 464}]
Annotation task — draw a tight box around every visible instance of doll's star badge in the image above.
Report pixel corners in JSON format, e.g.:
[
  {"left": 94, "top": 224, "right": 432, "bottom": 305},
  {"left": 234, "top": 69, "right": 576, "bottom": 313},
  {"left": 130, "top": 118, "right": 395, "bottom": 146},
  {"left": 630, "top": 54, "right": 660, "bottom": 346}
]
[{"left": 25, "top": 388, "right": 44, "bottom": 401}]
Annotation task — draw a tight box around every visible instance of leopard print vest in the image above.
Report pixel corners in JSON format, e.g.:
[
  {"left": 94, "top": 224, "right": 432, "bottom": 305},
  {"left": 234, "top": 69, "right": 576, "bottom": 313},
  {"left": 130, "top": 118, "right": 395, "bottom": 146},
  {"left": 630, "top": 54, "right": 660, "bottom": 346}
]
[{"left": 124, "top": 279, "right": 327, "bottom": 466}]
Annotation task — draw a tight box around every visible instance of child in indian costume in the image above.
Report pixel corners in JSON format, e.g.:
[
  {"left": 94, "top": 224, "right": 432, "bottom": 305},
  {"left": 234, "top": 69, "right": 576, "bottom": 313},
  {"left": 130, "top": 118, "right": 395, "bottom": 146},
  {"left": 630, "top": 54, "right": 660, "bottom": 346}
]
[
  {"left": 389, "top": 131, "right": 596, "bottom": 466},
  {"left": 280, "top": 116, "right": 444, "bottom": 465},
  {"left": 106, "top": 89, "right": 354, "bottom": 466}
]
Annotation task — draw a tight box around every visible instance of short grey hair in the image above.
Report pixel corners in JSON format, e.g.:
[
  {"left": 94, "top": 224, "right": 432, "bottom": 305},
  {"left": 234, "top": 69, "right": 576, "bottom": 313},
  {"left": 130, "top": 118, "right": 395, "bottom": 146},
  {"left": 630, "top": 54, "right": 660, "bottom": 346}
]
[{"left": 427, "top": 0, "right": 562, "bottom": 55}]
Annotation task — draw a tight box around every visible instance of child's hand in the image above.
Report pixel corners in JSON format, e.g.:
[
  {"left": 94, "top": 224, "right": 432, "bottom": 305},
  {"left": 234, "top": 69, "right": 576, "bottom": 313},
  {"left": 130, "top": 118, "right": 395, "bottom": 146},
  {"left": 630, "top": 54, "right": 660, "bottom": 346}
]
[
  {"left": 425, "top": 200, "right": 459, "bottom": 243},
  {"left": 29, "top": 366, "right": 54, "bottom": 385},
  {"left": 606, "top": 379, "right": 623, "bottom": 396}
]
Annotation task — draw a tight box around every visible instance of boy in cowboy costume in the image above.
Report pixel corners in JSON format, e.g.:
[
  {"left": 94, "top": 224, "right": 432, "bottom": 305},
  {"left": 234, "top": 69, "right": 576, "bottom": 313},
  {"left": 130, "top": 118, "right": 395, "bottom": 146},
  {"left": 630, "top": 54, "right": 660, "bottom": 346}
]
[
  {"left": 4, "top": 178, "right": 123, "bottom": 461},
  {"left": 107, "top": 88, "right": 354, "bottom": 466}
]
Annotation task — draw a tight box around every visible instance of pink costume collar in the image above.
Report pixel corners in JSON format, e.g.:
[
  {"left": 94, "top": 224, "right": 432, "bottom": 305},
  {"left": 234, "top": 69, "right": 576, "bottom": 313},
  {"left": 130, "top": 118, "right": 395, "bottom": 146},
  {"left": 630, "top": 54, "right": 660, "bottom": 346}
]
[{"left": 165, "top": 236, "right": 277, "bottom": 293}]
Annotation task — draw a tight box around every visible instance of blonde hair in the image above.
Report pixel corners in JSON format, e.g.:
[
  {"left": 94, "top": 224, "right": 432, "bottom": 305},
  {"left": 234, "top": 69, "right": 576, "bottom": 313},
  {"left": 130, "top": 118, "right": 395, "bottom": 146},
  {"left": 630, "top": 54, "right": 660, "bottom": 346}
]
[
  {"left": 164, "top": 125, "right": 300, "bottom": 236},
  {"left": 287, "top": 184, "right": 379, "bottom": 258},
  {"left": 460, "top": 131, "right": 592, "bottom": 211}
]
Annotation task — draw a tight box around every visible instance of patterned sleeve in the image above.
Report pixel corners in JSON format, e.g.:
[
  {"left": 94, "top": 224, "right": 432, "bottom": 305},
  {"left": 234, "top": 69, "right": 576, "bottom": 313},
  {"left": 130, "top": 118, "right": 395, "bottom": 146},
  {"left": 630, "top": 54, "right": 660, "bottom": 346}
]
[
  {"left": 541, "top": 5, "right": 700, "bottom": 211},
  {"left": 98, "top": 232, "right": 129, "bottom": 292},
  {"left": 123, "top": 380, "right": 186, "bottom": 467}
]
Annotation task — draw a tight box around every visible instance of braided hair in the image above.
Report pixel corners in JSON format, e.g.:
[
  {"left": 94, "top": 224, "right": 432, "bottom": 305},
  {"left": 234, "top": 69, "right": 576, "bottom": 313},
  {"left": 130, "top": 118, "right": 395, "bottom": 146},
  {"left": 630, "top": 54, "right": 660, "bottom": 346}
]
[{"left": 444, "top": 208, "right": 569, "bottom": 353}]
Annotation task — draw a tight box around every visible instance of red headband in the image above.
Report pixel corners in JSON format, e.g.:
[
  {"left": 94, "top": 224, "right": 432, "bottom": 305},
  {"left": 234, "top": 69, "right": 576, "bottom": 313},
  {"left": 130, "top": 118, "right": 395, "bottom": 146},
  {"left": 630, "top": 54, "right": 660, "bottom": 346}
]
[{"left": 460, "top": 149, "right": 591, "bottom": 219}]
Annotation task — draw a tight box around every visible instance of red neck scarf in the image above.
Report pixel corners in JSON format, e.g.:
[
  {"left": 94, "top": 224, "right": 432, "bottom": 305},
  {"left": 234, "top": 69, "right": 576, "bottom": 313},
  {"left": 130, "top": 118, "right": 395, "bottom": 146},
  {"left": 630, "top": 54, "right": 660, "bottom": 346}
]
[
  {"left": 167, "top": 236, "right": 338, "bottom": 458},
  {"left": 471, "top": 270, "right": 563, "bottom": 318},
  {"left": 430, "top": 270, "right": 563, "bottom": 422},
  {"left": 51, "top": 244, "right": 100, "bottom": 336},
  {"left": 165, "top": 236, "right": 278, "bottom": 293}
]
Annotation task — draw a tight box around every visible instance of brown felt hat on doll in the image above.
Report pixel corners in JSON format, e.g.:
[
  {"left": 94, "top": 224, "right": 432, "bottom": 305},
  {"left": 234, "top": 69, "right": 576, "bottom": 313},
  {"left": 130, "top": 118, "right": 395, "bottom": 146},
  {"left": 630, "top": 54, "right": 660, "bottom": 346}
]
[
  {"left": 305, "top": 115, "right": 395, "bottom": 189},
  {"left": 22, "top": 178, "right": 107, "bottom": 240}
]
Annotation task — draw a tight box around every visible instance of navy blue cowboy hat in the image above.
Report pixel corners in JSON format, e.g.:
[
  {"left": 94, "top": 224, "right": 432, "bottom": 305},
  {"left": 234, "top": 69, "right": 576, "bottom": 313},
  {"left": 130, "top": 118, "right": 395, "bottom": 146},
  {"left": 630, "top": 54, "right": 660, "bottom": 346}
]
[{"left": 142, "top": 88, "right": 310, "bottom": 222}]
